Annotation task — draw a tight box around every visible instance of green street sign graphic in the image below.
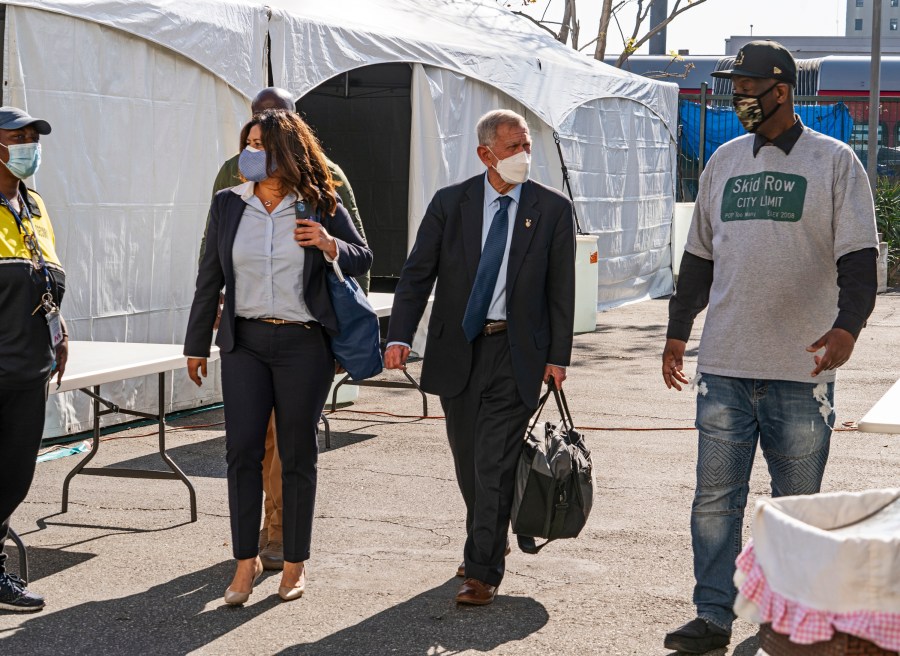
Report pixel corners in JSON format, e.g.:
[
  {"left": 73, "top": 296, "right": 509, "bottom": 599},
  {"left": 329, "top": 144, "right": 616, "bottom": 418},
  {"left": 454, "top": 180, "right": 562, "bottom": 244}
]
[{"left": 721, "top": 172, "right": 807, "bottom": 222}]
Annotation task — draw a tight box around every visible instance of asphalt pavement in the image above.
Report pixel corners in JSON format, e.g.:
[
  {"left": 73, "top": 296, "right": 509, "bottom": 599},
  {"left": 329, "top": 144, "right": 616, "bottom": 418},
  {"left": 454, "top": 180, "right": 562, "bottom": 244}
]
[{"left": 2, "top": 291, "right": 898, "bottom": 655}]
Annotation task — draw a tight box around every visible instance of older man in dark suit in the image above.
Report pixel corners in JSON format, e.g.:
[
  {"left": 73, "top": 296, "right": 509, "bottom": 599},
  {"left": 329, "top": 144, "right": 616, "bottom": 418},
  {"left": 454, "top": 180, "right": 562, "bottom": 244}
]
[{"left": 385, "top": 109, "right": 575, "bottom": 606}]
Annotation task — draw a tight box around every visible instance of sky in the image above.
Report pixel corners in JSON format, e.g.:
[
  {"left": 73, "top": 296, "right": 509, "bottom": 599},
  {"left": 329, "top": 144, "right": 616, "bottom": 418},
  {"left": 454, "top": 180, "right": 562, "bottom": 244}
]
[{"left": 516, "top": 0, "right": 847, "bottom": 56}]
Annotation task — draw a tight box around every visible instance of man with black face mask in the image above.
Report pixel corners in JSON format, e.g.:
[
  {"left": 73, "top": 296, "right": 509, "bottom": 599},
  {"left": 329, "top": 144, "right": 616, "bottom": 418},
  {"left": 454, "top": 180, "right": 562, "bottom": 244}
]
[{"left": 660, "top": 41, "right": 879, "bottom": 653}]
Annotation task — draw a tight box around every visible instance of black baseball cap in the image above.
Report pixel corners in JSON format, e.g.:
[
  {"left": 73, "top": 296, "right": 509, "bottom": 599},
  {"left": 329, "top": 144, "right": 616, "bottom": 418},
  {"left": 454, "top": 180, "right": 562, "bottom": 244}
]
[
  {"left": 0, "top": 106, "right": 51, "bottom": 134},
  {"left": 712, "top": 40, "right": 797, "bottom": 86}
]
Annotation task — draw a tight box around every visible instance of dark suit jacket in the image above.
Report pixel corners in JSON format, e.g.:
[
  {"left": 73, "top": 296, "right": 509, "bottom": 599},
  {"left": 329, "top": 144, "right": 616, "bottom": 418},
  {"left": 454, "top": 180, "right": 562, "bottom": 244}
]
[
  {"left": 387, "top": 174, "right": 576, "bottom": 409},
  {"left": 184, "top": 188, "right": 373, "bottom": 358}
]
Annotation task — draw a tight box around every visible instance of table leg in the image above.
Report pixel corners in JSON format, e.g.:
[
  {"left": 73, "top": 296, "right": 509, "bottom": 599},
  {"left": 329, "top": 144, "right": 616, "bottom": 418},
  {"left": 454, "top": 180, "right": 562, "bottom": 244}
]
[
  {"left": 6, "top": 527, "right": 29, "bottom": 584},
  {"left": 402, "top": 368, "right": 428, "bottom": 416},
  {"left": 154, "top": 373, "right": 197, "bottom": 522},
  {"left": 320, "top": 413, "right": 331, "bottom": 450},
  {"left": 331, "top": 373, "right": 351, "bottom": 412},
  {"left": 61, "top": 384, "right": 102, "bottom": 514},
  {"left": 59, "top": 374, "right": 197, "bottom": 523}
]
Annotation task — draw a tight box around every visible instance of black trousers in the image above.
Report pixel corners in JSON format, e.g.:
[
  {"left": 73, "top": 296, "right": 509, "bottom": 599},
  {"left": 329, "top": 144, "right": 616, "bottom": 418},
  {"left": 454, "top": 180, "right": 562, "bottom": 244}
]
[
  {"left": 441, "top": 332, "right": 534, "bottom": 587},
  {"left": 0, "top": 383, "right": 48, "bottom": 575},
  {"left": 220, "top": 319, "right": 334, "bottom": 563}
]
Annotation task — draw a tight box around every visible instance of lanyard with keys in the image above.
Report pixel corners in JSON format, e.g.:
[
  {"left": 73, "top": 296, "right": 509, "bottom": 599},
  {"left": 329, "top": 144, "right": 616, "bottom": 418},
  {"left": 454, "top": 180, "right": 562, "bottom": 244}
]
[{"left": 0, "top": 189, "right": 64, "bottom": 347}]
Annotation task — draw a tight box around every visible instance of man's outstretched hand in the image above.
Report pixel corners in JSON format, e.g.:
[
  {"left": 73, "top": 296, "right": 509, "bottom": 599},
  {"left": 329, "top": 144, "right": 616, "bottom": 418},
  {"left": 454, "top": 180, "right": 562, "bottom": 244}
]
[{"left": 662, "top": 338, "right": 690, "bottom": 391}]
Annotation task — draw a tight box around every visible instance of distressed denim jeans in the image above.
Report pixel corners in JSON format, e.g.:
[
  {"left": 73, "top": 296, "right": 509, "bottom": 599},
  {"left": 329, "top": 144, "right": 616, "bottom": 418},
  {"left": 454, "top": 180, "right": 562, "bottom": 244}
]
[{"left": 690, "top": 373, "right": 834, "bottom": 632}]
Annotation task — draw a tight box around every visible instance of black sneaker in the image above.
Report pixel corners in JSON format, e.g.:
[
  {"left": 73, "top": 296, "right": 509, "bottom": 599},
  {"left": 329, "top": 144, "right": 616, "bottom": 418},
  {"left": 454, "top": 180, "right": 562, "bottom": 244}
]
[
  {"left": 0, "top": 573, "right": 45, "bottom": 612},
  {"left": 664, "top": 617, "right": 730, "bottom": 653}
]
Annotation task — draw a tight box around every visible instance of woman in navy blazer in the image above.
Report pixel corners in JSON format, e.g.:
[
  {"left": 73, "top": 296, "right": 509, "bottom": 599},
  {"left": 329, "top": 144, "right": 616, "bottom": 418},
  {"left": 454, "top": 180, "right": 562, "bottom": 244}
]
[{"left": 184, "top": 110, "right": 371, "bottom": 605}]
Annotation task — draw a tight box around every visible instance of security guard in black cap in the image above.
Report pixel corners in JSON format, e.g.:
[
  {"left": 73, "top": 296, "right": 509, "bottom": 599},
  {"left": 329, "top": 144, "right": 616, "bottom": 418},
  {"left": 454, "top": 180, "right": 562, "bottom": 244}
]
[{"left": 0, "top": 105, "right": 66, "bottom": 613}]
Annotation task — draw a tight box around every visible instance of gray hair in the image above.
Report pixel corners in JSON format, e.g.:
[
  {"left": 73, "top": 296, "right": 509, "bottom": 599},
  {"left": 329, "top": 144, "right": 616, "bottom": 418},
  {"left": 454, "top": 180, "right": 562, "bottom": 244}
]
[{"left": 476, "top": 110, "right": 527, "bottom": 147}]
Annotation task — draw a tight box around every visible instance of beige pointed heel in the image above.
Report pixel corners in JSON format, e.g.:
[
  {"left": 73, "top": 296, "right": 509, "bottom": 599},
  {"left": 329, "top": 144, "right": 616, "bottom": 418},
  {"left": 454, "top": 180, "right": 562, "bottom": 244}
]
[
  {"left": 278, "top": 562, "right": 306, "bottom": 602},
  {"left": 224, "top": 557, "right": 264, "bottom": 606}
]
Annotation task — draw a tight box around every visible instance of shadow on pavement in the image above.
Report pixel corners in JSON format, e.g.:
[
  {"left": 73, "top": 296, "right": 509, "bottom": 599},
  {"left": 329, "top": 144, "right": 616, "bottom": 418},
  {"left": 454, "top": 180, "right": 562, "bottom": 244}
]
[
  {"left": 0, "top": 561, "right": 278, "bottom": 653},
  {"left": 103, "top": 429, "right": 376, "bottom": 478},
  {"left": 664, "top": 633, "right": 759, "bottom": 656},
  {"left": 277, "top": 577, "right": 549, "bottom": 655},
  {"left": 732, "top": 635, "right": 760, "bottom": 655},
  {"left": 1, "top": 546, "right": 95, "bottom": 583}
]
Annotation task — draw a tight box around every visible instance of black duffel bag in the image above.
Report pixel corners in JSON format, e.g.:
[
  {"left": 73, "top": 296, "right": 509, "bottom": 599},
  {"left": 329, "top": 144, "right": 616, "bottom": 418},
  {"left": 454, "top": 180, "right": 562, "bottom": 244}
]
[{"left": 511, "top": 383, "right": 594, "bottom": 554}]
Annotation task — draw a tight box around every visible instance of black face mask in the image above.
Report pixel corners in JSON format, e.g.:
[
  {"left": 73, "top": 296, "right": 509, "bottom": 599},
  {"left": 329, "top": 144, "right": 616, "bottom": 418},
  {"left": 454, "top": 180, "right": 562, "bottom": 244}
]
[{"left": 732, "top": 83, "right": 779, "bottom": 133}]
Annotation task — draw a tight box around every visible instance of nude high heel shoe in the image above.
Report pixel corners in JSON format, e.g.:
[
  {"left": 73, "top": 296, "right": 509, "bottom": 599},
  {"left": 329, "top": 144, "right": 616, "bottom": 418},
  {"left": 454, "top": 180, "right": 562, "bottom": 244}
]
[
  {"left": 224, "top": 557, "right": 264, "bottom": 606},
  {"left": 278, "top": 563, "right": 306, "bottom": 601}
]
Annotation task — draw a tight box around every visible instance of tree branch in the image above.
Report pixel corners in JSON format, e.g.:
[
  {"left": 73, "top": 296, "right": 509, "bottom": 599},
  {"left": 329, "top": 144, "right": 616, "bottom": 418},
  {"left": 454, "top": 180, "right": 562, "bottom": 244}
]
[
  {"left": 615, "top": 0, "right": 709, "bottom": 67},
  {"left": 511, "top": 10, "right": 561, "bottom": 39}
]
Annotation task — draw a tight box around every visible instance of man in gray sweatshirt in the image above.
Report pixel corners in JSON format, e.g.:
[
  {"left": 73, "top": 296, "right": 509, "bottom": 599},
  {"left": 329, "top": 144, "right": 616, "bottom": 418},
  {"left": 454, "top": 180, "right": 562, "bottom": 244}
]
[{"left": 661, "top": 41, "right": 879, "bottom": 653}]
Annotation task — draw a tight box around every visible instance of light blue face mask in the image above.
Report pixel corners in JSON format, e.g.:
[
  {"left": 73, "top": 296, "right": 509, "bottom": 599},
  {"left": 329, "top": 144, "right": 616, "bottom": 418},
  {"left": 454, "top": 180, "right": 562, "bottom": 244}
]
[
  {"left": 238, "top": 145, "right": 276, "bottom": 182},
  {"left": 1, "top": 142, "right": 41, "bottom": 179}
]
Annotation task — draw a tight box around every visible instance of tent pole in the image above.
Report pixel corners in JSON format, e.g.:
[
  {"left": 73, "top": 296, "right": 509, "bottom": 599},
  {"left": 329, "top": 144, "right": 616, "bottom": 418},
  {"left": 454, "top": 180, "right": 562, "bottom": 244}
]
[
  {"left": 867, "top": 0, "right": 882, "bottom": 193},
  {"left": 698, "top": 82, "right": 708, "bottom": 177},
  {"left": 553, "top": 131, "right": 584, "bottom": 235}
]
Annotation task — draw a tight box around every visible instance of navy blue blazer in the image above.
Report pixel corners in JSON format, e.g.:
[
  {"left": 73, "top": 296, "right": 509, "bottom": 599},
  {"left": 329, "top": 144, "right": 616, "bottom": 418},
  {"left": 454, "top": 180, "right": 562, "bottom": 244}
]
[
  {"left": 386, "top": 174, "right": 575, "bottom": 409},
  {"left": 184, "top": 188, "right": 373, "bottom": 358}
]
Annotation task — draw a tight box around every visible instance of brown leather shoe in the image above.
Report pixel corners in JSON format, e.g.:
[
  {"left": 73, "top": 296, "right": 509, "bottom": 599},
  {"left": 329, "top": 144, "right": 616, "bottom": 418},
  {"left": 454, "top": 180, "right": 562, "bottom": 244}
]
[
  {"left": 259, "top": 541, "right": 284, "bottom": 571},
  {"left": 455, "top": 578, "right": 497, "bottom": 605},
  {"left": 258, "top": 528, "right": 268, "bottom": 550},
  {"left": 456, "top": 543, "right": 512, "bottom": 577}
]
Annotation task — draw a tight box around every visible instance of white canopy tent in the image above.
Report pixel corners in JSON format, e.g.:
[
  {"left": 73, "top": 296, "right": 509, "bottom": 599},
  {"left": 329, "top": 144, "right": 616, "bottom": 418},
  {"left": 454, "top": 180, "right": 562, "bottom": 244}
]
[{"left": 3, "top": 0, "right": 678, "bottom": 437}]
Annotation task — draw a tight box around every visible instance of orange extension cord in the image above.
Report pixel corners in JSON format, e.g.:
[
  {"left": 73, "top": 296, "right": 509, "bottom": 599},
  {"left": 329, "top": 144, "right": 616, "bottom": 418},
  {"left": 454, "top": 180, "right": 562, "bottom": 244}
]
[{"left": 38, "top": 408, "right": 861, "bottom": 458}]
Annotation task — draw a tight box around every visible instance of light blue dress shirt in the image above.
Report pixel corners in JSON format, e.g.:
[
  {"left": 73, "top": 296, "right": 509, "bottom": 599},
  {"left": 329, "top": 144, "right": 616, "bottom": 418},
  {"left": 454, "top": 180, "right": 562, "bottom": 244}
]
[
  {"left": 482, "top": 172, "right": 521, "bottom": 321},
  {"left": 231, "top": 182, "right": 316, "bottom": 322},
  {"left": 386, "top": 175, "right": 522, "bottom": 351}
]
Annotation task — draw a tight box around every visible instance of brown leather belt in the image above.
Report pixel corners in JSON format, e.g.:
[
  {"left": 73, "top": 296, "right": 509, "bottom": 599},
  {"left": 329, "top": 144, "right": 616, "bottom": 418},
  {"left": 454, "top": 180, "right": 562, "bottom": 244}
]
[
  {"left": 253, "top": 317, "right": 313, "bottom": 327},
  {"left": 482, "top": 320, "right": 508, "bottom": 336}
]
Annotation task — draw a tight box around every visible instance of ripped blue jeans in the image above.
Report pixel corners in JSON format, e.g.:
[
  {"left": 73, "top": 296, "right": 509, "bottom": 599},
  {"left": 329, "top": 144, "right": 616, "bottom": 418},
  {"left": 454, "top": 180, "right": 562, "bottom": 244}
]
[{"left": 690, "top": 373, "right": 834, "bottom": 632}]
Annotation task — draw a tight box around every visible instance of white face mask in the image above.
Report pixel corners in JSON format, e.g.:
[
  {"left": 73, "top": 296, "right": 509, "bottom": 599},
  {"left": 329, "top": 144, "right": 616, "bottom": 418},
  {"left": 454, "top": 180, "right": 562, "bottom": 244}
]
[{"left": 489, "top": 148, "right": 531, "bottom": 185}]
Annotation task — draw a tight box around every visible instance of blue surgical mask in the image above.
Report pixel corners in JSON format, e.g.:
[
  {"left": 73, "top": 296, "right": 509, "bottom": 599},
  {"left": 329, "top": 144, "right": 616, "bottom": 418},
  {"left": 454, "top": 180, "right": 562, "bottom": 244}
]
[
  {"left": 238, "top": 145, "right": 276, "bottom": 182},
  {"left": 1, "top": 142, "right": 41, "bottom": 179}
]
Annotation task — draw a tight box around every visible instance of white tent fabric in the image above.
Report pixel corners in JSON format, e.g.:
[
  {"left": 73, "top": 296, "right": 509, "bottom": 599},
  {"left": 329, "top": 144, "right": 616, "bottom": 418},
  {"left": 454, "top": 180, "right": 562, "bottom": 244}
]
[
  {"left": 5, "top": 0, "right": 268, "bottom": 98},
  {"left": 267, "top": 0, "right": 677, "bottom": 133},
  {"left": 558, "top": 99, "right": 676, "bottom": 304},
  {"left": 3, "top": 0, "right": 678, "bottom": 436},
  {"left": 269, "top": 0, "right": 678, "bottom": 307},
  {"left": 4, "top": 4, "right": 252, "bottom": 435},
  {"left": 405, "top": 66, "right": 674, "bottom": 306}
]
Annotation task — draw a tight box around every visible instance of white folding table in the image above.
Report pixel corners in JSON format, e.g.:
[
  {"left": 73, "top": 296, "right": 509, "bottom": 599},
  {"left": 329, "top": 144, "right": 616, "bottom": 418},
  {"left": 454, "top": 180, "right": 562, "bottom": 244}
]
[
  {"left": 52, "top": 341, "right": 220, "bottom": 523},
  {"left": 329, "top": 292, "right": 430, "bottom": 415},
  {"left": 858, "top": 378, "right": 900, "bottom": 434}
]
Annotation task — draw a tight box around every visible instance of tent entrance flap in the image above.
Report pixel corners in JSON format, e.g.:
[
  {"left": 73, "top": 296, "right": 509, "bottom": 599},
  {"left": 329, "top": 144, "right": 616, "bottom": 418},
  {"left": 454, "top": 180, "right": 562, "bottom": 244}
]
[{"left": 297, "top": 63, "right": 412, "bottom": 278}]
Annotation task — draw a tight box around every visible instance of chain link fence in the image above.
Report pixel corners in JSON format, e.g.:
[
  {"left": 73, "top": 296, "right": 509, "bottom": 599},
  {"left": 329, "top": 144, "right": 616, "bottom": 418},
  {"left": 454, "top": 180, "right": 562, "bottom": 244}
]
[{"left": 677, "top": 93, "right": 900, "bottom": 202}]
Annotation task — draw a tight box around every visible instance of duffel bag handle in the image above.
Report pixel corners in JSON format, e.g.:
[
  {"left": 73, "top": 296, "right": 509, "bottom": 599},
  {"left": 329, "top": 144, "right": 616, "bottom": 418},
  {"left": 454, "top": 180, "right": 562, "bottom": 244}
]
[
  {"left": 525, "top": 383, "right": 555, "bottom": 436},
  {"left": 551, "top": 385, "right": 575, "bottom": 434},
  {"left": 525, "top": 377, "right": 576, "bottom": 436}
]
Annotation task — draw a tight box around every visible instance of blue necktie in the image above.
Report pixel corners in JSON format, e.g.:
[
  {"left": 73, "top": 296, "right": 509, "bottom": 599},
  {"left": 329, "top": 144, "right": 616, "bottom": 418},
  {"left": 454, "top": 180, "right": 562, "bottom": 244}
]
[{"left": 462, "top": 195, "right": 512, "bottom": 342}]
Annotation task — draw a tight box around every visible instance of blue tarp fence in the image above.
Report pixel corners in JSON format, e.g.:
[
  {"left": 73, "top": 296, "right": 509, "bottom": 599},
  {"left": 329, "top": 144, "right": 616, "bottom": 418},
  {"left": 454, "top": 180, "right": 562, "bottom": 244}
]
[{"left": 679, "top": 101, "right": 854, "bottom": 165}]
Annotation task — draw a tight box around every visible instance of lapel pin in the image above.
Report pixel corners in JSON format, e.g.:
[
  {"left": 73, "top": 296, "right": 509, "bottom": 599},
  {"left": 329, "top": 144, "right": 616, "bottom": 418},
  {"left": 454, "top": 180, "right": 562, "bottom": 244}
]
[{"left": 525, "top": 218, "right": 533, "bottom": 228}]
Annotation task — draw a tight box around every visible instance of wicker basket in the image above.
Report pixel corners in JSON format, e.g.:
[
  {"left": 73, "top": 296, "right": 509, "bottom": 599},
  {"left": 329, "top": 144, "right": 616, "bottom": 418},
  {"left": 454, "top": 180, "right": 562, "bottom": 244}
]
[{"left": 759, "top": 624, "right": 898, "bottom": 656}]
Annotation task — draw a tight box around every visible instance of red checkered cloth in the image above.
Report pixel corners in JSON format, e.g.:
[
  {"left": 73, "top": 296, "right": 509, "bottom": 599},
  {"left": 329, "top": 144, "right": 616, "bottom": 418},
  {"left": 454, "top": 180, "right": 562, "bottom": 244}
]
[{"left": 736, "top": 541, "right": 900, "bottom": 651}]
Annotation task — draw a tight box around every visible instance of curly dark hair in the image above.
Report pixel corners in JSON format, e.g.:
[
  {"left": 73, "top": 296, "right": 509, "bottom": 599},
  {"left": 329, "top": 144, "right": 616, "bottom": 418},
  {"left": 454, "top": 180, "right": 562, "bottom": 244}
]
[{"left": 238, "top": 109, "right": 338, "bottom": 216}]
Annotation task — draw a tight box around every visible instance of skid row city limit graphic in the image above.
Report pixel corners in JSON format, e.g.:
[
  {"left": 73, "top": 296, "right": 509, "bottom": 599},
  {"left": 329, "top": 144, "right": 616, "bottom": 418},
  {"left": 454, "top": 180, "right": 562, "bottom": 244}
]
[{"left": 721, "top": 172, "right": 808, "bottom": 222}]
